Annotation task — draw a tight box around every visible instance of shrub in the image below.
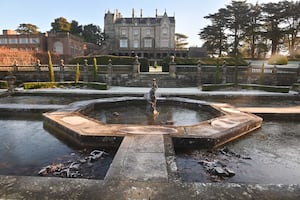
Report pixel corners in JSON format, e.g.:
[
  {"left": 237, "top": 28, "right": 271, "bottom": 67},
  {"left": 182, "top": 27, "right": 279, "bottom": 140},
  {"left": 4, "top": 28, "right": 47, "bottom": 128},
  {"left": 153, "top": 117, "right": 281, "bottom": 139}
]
[
  {"left": 47, "top": 51, "right": 55, "bottom": 82},
  {"left": 200, "top": 57, "right": 248, "bottom": 66},
  {"left": 23, "top": 81, "right": 108, "bottom": 90},
  {"left": 268, "top": 54, "right": 288, "bottom": 65},
  {"left": 202, "top": 83, "right": 289, "bottom": 93},
  {"left": 75, "top": 63, "right": 80, "bottom": 84},
  {"left": 0, "top": 80, "right": 8, "bottom": 89},
  {"left": 93, "top": 57, "right": 98, "bottom": 81},
  {"left": 69, "top": 55, "right": 149, "bottom": 72}
]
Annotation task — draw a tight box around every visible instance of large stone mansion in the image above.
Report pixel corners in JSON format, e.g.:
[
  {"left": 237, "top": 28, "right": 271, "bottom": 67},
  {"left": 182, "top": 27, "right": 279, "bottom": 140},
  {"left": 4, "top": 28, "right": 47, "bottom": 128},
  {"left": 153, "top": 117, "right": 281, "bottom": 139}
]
[
  {"left": 104, "top": 9, "right": 190, "bottom": 59},
  {"left": 0, "top": 9, "right": 206, "bottom": 64},
  {"left": 103, "top": 9, "right": 206, "bottom": 59}
]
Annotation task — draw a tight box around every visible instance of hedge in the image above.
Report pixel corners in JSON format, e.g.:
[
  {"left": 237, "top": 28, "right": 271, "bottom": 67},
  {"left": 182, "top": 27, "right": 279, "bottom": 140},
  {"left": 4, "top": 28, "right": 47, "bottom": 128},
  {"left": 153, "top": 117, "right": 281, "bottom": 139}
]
[
  {"left": 69, "top": 55, "right": 149, "bottom": 72},
  {"left": 23, "top": 81, "right": 108, "bottom": 90},
  {"left": 202, "top": 83, "right": 290, "bottom": 93},
  {"left": 0, "top": 80, "right": 8, "bottom": 89}
]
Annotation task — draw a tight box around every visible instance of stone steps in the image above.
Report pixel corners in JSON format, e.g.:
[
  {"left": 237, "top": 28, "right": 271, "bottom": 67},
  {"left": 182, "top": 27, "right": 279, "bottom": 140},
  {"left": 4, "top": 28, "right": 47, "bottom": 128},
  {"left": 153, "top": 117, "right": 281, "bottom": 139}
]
[{"left": 126, "top": 73, "right": 178, "bottom": 87}]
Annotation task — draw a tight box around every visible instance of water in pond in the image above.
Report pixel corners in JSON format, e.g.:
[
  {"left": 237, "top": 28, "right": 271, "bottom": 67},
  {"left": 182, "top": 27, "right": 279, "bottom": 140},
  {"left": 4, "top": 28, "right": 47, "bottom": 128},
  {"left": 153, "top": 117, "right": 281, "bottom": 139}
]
[
  {"left": 176, "top": 120, "right": 300, "bottom": 184},
  {"left": 0, "top": 96, "right": 90, "bottom": 105},
  {"left": 0, "top": 118, "right": 116, "bottom": 179},
  {"left": 87, "top": 104, "right": 216, "bottom": 126}
]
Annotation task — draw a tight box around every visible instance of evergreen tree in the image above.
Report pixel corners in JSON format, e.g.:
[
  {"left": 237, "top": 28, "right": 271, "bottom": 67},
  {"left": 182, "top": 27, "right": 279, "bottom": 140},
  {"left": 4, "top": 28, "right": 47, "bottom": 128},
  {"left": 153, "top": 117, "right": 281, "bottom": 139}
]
[
  {"left": 225, "top": 0, "right": 251, "bottom": 57},
  {"left": 82, "top": 24, "right": 104, "bottom": 46},
  {"left": 70, "top": 20, "right": 83, "bottom": 36},
  {"left": 261, "top": 2, "right": 286, "bottom": 55},
  {"left": 199, "top": 8, "right": 229, "bottom": 56}
]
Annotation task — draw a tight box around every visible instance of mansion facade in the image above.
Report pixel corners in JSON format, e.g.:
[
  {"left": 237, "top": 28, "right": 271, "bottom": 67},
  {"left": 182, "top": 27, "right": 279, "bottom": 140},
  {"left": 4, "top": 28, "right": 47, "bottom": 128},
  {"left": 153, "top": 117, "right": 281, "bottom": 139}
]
[{"left": 104, "top": 9, "right": 187, "bottom": 59}]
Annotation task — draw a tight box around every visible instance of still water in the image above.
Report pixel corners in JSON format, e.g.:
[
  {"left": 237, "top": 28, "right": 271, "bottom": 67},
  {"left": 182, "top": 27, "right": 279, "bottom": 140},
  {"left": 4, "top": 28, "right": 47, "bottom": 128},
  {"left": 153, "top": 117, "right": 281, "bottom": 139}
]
[
  {"left": 176, "top": 120, "right": 300, "bottom": 184},
  {"left": 87, "top": 104, "right": 217, "bottom": 126},
  {"left": 0, "top": 118, "right": 115, "bottom": 179}
]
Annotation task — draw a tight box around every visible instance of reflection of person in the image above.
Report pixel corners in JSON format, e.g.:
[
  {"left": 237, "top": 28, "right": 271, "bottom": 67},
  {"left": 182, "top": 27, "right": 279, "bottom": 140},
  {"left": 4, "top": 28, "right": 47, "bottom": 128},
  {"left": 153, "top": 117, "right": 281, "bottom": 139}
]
[
  {"left": 149, "top": 87, "right": 156, "bottom": 112},
  {"left": 148, "top": 78, "right": 158, "bottom": 115}
]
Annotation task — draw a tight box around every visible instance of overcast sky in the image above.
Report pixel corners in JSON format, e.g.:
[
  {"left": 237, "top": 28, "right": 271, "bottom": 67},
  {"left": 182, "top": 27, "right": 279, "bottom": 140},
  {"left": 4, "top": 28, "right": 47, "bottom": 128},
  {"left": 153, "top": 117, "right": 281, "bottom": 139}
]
[{"left": 0, "top": 0, "right": 284, "bottom": 46}]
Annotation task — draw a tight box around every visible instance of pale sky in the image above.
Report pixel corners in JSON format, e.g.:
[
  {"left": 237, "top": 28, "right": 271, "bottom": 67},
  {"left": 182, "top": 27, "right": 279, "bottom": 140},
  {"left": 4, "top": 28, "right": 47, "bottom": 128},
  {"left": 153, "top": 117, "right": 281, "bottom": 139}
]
[{"left": 0, "top": 0, "right": 283, "bottom": 47}]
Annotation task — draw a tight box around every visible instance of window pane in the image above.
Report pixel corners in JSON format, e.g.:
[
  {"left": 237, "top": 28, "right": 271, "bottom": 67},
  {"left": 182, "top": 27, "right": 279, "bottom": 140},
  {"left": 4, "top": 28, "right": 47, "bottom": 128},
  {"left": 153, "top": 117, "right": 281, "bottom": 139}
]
[
  {"left": 120, "top": 39, "right": 128, "bottom": 48},
  {"left": 144, "top": 38, "right": 152, "bottom": 48},
  {"left": 8, "top": 38, "right": 18, "bottom": 44},
  {"left": 19, "top": 38, "right": 28, "bottom": 44},
  {"left": 30, "top": 38, "right": 39, "bottom": 44},
  {"left": 161, "top": 39, "right": 169, "bottom": 48},
  {"left": 133, "top": 40, "right": 139, "bottom": 48},
  {"left": 0, "top": 38, "right": 7, "bottom": 44}
]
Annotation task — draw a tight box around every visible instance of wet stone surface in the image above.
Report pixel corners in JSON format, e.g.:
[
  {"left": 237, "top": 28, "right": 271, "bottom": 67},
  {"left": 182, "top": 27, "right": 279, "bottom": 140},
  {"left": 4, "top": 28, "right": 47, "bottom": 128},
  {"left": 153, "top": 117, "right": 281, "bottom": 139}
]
[
  {"left": 177, "top": 147, "right": 251, "bottom": 182},
  {"left": 38, "top": 150, "right": 109, "bottom": 179}
]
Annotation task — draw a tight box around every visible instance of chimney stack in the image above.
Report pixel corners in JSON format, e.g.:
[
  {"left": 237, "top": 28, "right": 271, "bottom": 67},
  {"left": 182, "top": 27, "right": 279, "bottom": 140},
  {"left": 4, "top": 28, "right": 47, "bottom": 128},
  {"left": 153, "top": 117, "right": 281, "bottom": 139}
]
[
  {"left": 140, "top": 9, "right": 143, "bottom": 18},
  {"left": 132, "top": 8, "right": 135, "bottom": 18},
  {"left": 155, "top": 9, "right": 158, "bottom": 17}
]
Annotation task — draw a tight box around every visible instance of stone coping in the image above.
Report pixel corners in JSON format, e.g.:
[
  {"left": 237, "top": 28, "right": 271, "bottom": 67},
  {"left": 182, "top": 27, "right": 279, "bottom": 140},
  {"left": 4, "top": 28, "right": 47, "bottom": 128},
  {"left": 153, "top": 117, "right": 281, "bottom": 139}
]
[
  {"left": 43, "top": 97, "right": 263, "bottom": 148},
  {"left": 1, "top": 175, "right": 299, "bottom": 200}
]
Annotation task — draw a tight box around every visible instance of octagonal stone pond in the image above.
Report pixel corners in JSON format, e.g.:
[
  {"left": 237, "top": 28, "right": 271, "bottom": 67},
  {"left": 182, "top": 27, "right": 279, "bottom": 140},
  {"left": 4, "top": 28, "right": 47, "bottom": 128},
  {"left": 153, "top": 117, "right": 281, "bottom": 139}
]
[{"left": 43, "top": 97, "right": 262, "bottom": 149}]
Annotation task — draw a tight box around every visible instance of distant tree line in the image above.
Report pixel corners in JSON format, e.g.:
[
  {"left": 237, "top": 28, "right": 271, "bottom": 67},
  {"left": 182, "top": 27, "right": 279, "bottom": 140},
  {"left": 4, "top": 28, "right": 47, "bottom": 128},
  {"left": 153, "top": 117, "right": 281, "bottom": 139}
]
[
  {"left": 16, "top": 17, "right": 105, "bottom": 46},
  {"left": 199, "top": 0, "right": 300, "bottom": 58}
]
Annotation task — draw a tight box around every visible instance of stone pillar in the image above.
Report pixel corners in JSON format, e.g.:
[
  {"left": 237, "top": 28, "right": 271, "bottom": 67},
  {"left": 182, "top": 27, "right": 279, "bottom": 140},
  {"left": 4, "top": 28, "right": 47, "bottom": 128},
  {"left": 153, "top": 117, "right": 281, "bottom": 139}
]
[
  {"left": 169, "top": 56, "right": 176, "bottom": 78},
  {"left": 247, "top": 62, "right": 252, "bottom": 84},
  {"left": 197, "top": 61, "right": 202, "bottom": 86},
  {"left": 35, "top": 59, "right": 41, "bottom": 82},
  {"left": 272, "top": 65, "right": 278, "bottom": 85},
  {"left": 13, "top": 60, "right": 18, "bottom": 72},
  {"left": 83, "top": 59, "right": 89, "bottom": 82},
  {"left": 132, "top": 55, "right": 140, "bottom": 78},
  {"left": 59, "top": 59, "right": 65, "bottom": 82},
  {"left": 107, "top": 59, "right": 113, "bottom": 86},
  {"left": 222, "top": 61, "right": 227, "bottom": 84},
  {"left": 4, "top": 71, "right": 16, "bottom": 94}
]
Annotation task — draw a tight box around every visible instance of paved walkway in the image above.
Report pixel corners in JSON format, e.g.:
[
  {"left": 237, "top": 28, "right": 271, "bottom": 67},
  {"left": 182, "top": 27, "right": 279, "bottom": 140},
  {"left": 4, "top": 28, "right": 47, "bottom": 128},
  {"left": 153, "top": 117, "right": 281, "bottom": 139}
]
[
  {"left": 1, "top": 86, "right": 298, "bottom": 96},
  {"left": 1, "top": 87, "right": 300, "bottom": 199}
]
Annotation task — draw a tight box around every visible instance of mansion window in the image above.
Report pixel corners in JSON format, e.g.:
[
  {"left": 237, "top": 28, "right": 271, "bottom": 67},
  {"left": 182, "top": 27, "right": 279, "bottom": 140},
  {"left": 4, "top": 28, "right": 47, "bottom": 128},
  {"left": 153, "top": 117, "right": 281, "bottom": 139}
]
[
  {"left": 120, "top": 39, "right": 128, "bottom": 48},
  {"left": 29, "top": 38, "right": 39, "bottom": 44},
  {"left": 161, "top": 39, "right": 169, "bottom": 48},
  {"left": 146, "top": 29, "right": 151, "bottom": 36},
  {"left": 19, "top": 38, "right": 28, "bottom": 44},
  {"left": 133, "top": 40, "right": 139, "bottom": 48},
  {"left": 8, "top": 38, "right": 18, "bottom": 44},
  {"left": 121, "top": 29, "right": 126, "bottom": 36},
  {"left": 53, "top": 41, "right": 63, "bottom": 54},
  {"left": 162, "top": 27, "right": 168, "bottom": 35},
  {"left": 133, "top": 30, "right": 139, "bottom": 36},
  {"left": 144, "top": 38, "right": 152, "bottom": 48},
  {"left": 0, "top": 38, "right": 7, "bottom": 44}
]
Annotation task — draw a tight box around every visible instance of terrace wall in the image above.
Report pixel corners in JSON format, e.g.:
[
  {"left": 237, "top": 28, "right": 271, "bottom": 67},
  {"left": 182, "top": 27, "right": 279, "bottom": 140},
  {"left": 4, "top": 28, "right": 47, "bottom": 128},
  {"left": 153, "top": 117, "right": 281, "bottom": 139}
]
[{"left": 0, "top": 62, "right": 299, "bottom": 87}]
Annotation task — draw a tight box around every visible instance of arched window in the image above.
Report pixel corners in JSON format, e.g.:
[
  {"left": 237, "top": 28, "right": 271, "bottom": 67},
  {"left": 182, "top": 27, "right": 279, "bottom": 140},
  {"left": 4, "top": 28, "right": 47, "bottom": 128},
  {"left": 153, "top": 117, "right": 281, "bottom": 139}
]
[
  {"left": 162, "top": 27, "right": 168, "bottom": 35},
  {"left": 53, "top": 41, "right": 63, "bottom": 54}
]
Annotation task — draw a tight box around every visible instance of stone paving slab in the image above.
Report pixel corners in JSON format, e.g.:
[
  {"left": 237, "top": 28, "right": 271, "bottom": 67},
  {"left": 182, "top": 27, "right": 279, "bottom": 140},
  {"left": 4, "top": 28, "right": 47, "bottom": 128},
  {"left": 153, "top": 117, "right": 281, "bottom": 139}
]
[
  {"left": 1, "top": 175, "right": 300, "bottom": 200},
  {"left": 237, "top": 106, "right": 300, "bottom": 113},
  {"left": 105, "top": 135, "right": 168, "bottom": 182}
]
